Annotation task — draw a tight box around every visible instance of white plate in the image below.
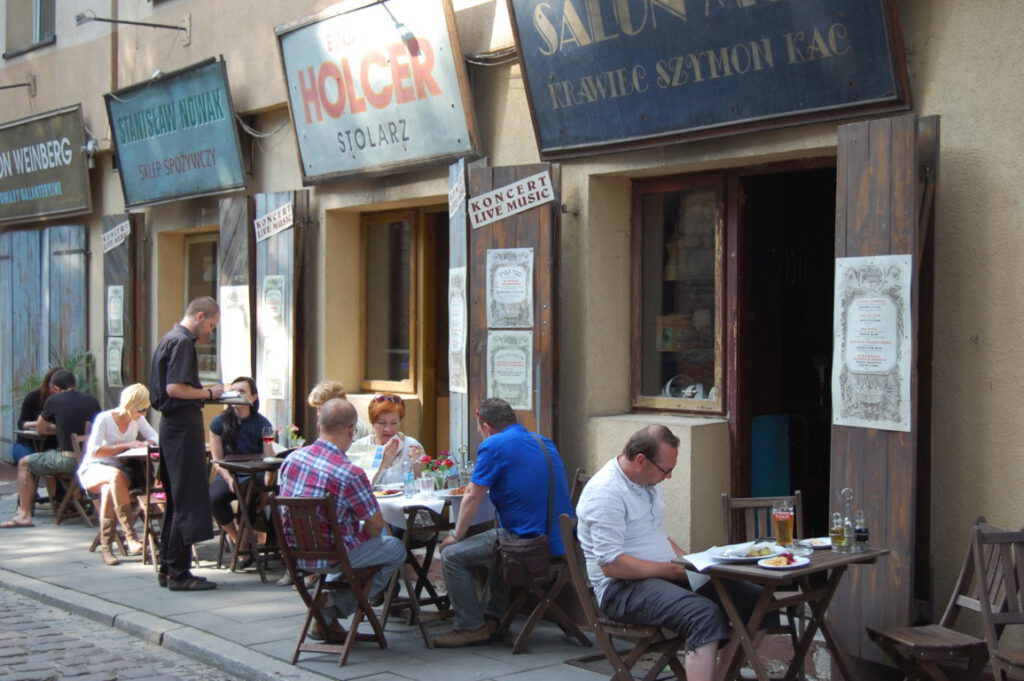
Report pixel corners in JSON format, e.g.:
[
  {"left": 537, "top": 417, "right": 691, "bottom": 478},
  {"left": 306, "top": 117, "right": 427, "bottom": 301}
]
[
  {"left": 798, "top": 537, "right": 832, "bottom": 550},
  {"left": 758, "top": 555, "right": 810, "bottom": 569},
  {"left": 261, "top": 457, "right": 284, "bottom": 464},
  {"left": 711, "top": 543, "right": 784, "bottom": 563}
]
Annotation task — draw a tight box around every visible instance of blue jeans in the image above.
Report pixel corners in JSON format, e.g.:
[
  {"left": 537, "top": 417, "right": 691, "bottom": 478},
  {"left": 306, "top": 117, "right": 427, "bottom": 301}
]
[
  {"left": 440, "top": 527, "right": 511, "bottom": 631},
  {"left": 10, "top": 442, "right": 34, "bottom": 464},
  {"left": 321, "top": 535, "right": 406, "bottom": 620}
]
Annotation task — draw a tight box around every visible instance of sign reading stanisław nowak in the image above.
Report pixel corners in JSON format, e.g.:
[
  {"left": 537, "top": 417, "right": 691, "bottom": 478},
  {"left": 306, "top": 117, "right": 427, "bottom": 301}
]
[
  {"left": 105, "top": 58, "right": 246, "bottom": 208},
  {"left": 0, "top": 106, "right": 91, "bottom": 226},
  {"left": 276, "top": 0, "right": 478, "bottom": 183},
  {"left": 508, "top": 0, "right": 910, "bottom": 158}
]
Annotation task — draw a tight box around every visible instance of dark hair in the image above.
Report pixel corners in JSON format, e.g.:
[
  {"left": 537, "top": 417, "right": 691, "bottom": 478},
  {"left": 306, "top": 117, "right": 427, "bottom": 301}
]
[
  {"left": 185, "top": 296, "right": 219, "bottom": 318},
  {"left": 50, "top": 369, "right": 76, "bottom": 390},
  {"left": 220, "top": 376, "right": 260, "bottom": 450},
  {"left": 38, "top": 366, "right": 61, "bottom": 405},
  {"left": 477, "top": 398, "right": 517, "bottom": 431},
  {"left": 622, "top": 425, "right": 679, "bottom": 462}
]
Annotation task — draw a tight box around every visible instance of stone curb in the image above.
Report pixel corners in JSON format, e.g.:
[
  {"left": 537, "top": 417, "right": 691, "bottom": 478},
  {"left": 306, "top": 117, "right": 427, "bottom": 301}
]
[{"left": 0, "top": 567, "right": 331, "bottom": 681}]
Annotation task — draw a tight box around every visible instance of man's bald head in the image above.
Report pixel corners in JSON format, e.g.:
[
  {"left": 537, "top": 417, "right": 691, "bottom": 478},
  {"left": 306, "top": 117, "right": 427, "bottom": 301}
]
[{"left": 318, "top": 398, "right": 357, "bottom": 437}]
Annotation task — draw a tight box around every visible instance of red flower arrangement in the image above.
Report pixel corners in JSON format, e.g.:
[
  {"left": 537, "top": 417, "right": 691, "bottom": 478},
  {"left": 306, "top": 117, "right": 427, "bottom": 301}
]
[{"left": 420, "top": 450, "right": 455, "bottom": 475}]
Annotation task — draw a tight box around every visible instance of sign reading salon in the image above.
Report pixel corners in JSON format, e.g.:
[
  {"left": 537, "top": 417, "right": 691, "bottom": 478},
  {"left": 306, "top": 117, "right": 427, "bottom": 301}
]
[
  {"left": 276, "top": 0, "right": 478, "bottom": 182},
  {"left": 0, "top": 106, "right": 91, "bottom": 226},
  {"left": 508, "top": 0, "right": 910, "bottom": 158},
  {"left": 105, "top": 58, "right": 246, "bottom": 208}
]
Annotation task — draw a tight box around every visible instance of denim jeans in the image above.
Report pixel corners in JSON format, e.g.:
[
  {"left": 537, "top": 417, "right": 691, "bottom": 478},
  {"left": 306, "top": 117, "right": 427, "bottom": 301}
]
[
  {"left": 440, "top": 527, "right": 512, "bottom": 631},
  {"left": 321, "top": 534, "right": 406, "bottom": 620}
]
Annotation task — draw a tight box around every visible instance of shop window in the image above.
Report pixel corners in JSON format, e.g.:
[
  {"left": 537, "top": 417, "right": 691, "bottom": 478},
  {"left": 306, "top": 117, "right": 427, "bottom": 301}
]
[
  {"left": 362, "top": 211, "right": 416, "bottom": 392},
  {"left": 3, "top": 0, "right": 56, "bottom": 58},
  {"left": 184, "top": 234, "right": 219, "bottom": 382},
  {"left": 633, "top": 175, "right": 723, "bottom": 412}
]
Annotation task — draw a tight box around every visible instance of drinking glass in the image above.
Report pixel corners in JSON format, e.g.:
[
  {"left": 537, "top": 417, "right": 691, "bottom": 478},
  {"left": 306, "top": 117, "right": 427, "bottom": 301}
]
[
  {"left": 416, "top": 475, "right": 435, "bottom": 496},
  {"left": 771, "top": 498, "right": 795, "bottom": 547},
  {"left": 262, "top": 426, "right": 275, "bottom": 446}
]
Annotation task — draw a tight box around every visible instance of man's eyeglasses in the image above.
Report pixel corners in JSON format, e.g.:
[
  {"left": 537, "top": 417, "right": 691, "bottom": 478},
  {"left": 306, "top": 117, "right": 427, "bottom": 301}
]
[
  {"left": 373, "top": 394, "right": 403, "bottom": 404},
  {"left": 646, "top": 457, "right": 673, "bottom": 477}
]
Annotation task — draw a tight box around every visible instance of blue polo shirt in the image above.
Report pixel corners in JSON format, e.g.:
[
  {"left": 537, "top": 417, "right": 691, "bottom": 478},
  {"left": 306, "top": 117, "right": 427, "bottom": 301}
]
[{"left": 472, "top": 423, "right": 573, "bottom": 556}]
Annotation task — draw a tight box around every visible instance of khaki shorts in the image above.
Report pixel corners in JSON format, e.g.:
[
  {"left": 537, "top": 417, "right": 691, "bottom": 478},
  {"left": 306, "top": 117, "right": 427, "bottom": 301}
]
[{"left": 25, "top": 449, "right": 77, "bottom": 477}]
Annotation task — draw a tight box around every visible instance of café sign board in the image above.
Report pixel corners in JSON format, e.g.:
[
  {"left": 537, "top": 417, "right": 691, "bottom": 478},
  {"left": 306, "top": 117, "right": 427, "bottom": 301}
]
[
  {"left": 0, "top": 106, "right": 91, "bottom": 226},
  {"left": 105, "top": 58, "right": 246, "bottom": 208},
  {"left": 507, "top": 0, "right": 910, "bottom": 158},
  {"left": 276, "top": 0, "right": 479, "bottom": 183}
]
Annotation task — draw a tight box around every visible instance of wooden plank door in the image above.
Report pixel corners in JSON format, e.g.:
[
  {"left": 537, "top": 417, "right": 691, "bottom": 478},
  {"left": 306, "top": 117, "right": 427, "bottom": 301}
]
[
  {"left": 102, "top": 215, "right": 136, "bottom": 408},
  {"left": 829, "top": 113, "right": 938, "bottom": 659},
  {"left": 45, "top": 226, "right": 88, "bottom": 365},
  {"left": 466, "top": 161, "right": 560, "bottom": 453}
]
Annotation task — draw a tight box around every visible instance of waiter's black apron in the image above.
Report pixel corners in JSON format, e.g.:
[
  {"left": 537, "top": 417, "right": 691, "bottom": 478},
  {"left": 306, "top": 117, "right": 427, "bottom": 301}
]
[{"left": 159, "top": 406, "right": 213, "bottom": 546}]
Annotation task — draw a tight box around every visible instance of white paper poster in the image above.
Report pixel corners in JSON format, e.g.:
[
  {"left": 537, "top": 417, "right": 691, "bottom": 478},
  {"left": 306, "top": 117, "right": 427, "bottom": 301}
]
[
  {"left": 106, "top": 285, "right": 124, "bottom": 337},
  {"left": 260, "top": 275, "right": 288, "bottom": 399},
  {"left": 468, "top": 171, "right": 554, "bottom": 229},
  {"left": 448, "top": 267, "right": 468, "bottom": 394},
  {"left": 486, "top": 248, "right": 534, "bottom": 328},
  {"left": 832, "top": 255, "right": 912, "bottom": 432},
  {"left": 106, "top": 337, "right": 124, "bottom": 388},
  {"left": 219, "top": 285, "right": 252, "bottom": 384},
  {"left": 487, "top": 330, "right": 533, "bottom": 411},
  {"left": 347, "top": 443, "right": 385, "bottom": 483}
]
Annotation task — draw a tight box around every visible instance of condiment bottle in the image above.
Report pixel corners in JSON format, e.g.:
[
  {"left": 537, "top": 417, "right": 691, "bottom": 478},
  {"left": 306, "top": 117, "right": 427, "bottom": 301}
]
[
  {"left": 854, "top": 509, "right": 869, "bottom": 552},
  {"left": 830, "top": 512, "right": 847, "bottom": 553}
]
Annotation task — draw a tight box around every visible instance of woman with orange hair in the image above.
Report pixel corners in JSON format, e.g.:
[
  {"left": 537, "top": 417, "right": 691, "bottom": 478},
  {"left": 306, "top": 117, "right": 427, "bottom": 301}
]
[{"left": 353, "top": 393, "right": 424, "bottom": 485}]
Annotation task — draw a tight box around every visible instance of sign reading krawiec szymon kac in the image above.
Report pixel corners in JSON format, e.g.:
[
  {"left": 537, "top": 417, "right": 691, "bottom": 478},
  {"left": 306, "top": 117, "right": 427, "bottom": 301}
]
[
  {"left": 105, "top": 58, "right": 246, "bottom": 207},
  {"left": 276, "top": 0, "right": 479, "bottom": 182},
  {"left": 0, "top": 106, "right": 91, "bottom": 226},
  {"left": 507, "top": 0, "right": 910, "bottom": 158}
]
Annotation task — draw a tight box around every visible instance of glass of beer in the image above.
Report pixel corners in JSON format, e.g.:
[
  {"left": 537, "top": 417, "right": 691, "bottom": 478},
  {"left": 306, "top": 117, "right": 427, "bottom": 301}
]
[{"left": 771, "top": 498, "right": 795, "bottom": 548}]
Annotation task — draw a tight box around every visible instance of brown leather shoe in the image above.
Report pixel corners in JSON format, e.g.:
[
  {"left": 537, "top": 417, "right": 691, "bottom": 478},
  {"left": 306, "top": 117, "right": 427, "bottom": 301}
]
[
  {"left": 433, "top": 626, "right": 491, "bottom": 648},
  {"left": 309, "top": 618, "right": 347, "bottom": 643}
]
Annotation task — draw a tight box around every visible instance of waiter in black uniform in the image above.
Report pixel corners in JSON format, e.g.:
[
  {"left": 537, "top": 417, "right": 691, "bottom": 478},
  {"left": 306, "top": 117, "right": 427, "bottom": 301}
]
[{"left": 150, "top": 296, "right": 223, "bottom": 591}]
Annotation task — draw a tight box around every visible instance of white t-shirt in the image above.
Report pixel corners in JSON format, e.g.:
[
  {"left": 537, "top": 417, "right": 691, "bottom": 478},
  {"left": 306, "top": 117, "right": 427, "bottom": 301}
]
[
  {"left": 77, "top": 409, "right": 158, "bottom": 478},
  {"left": 353, "top": 433, "right": 423, "bottom": 485}
]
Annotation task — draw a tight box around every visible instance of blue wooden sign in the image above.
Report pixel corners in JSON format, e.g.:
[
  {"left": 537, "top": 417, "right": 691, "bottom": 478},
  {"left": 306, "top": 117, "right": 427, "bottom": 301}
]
[{"left": 508, "top": 0, "right": 909, "bottom": 157}]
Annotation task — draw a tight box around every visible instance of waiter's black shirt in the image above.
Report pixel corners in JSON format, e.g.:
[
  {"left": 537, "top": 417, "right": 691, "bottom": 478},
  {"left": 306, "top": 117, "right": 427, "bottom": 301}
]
[{"left": 150, "top": 323, "right": 203, "bottom": 414}]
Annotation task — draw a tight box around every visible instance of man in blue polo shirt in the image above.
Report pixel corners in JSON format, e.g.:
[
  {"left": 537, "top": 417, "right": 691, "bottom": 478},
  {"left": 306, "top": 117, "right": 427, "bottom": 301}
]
[{"left": 436, "top": 398, "right": 572, "bottom": 648}]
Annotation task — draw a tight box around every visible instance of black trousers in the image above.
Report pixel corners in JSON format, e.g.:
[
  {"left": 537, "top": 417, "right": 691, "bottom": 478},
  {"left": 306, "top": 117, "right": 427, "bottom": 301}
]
[{"left": 159, "top": 408, "right": 212, "bottom": 580}]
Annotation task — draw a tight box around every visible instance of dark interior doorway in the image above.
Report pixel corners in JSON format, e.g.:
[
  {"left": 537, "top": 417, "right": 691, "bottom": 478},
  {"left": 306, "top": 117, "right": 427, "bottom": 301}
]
[{"left": 742, "top": 166, "right": 836, "bottom": 537}]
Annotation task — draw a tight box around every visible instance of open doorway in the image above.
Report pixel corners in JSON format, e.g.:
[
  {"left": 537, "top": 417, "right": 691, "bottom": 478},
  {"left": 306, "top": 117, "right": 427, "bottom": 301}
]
[{"left": 741, "top": 166, "right": 836, "bottom": 537}]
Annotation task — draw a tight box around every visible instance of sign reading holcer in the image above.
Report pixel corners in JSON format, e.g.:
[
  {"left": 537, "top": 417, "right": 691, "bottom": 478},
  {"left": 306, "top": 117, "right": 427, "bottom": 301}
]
[
  {"left": 105, "top": 58, "right": 246, "bottom": 207},
  {"left": 276, "top": 0, "right": 478, "bottom": 182},
  {"left": 508, "top": 0, "right": 909, "bottom": 157},
  {"left": 0, "top": 106, "right": 91, "bottom": 226}
]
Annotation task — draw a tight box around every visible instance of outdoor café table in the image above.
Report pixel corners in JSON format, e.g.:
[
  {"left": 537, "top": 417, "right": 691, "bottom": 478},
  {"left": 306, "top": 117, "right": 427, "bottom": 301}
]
[
  {"left": 14, "top": 428, "right": 48, "bottom": 453},
  {"left": 117, "top": 446, "right": 161, "bottom": 566},
  {"left": 675, "top": 547, "right": 890, "bottom": 681},
  {"left": 214, "top": 457, "right": 283, "bottom": 583}
]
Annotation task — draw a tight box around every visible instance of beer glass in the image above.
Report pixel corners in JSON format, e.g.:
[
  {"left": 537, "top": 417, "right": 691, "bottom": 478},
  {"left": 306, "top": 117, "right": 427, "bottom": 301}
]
[{"left": 771, "top": 498, "right": 795, "bottom": 547}]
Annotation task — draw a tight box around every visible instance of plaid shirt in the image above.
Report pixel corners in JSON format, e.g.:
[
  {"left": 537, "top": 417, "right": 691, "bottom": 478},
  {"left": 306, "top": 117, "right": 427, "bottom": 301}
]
[{"left": 277, "top": 438, "right": 379, "bottom": 570}]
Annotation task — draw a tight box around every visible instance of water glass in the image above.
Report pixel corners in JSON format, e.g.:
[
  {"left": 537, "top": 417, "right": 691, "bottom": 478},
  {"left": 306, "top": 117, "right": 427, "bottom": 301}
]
[{"left": 416, "top": 476, "right": 435, "bottom": 496}]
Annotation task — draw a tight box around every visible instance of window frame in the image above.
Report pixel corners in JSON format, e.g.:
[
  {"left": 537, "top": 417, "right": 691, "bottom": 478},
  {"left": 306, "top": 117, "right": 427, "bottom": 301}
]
[
  {"left": 2, "top": 0, "right": 56, "bottom": 60},
  {"left": 183, "top": 233, "right": 219, "bottom": 382},
  {"left": 630, "top": 173, "right": 726, "bottom": 414}
]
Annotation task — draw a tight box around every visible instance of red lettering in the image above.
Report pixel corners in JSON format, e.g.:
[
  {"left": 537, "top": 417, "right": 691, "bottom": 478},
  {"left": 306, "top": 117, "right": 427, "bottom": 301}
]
[
  {"left": 389, "top": 42, "right": 415, "bottom": 103},
  {"left": 339, "top": 58, "right": 367, "bottom": 114},
  {"left": 410, "top": 39, "right": 441, "bottom": 99},
  {"left": 317, "top": 62, "right": 346, "bottom": 119},
  {"left": 298, "top": 67, "right": 322, "bottom": 124},
  {"left": 361, "top": 49, "right": 392, "bottom": 109}
]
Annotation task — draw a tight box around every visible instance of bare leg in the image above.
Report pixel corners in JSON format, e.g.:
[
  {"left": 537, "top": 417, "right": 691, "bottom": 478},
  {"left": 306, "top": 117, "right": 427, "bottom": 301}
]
[
  {"left": 684, "top": 642, "right": 718, "bottom": 681},
  {"left": 12, "top": 459, "right": 37, "bottom": 523}
]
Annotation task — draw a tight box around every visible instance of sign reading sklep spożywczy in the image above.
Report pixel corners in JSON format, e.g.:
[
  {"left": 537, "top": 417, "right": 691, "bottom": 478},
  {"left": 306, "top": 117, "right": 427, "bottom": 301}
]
[
  {"left": 105, "top": 59, "right": 246, "bottom": 208},
  {"left": 277, "top": 0, "right": 478, "bottom": 182}
]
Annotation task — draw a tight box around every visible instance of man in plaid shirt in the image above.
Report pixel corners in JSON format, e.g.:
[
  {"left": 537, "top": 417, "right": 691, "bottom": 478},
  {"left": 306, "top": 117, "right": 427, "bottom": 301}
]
[{"left": 278, "top": 398, "right": 405, "bottom": 640}]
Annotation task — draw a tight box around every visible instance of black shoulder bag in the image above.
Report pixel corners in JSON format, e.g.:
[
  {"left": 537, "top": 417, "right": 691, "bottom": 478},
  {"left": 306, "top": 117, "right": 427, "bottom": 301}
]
[{"left": 494, "top": 433, "right": 554, "bottom": 587}]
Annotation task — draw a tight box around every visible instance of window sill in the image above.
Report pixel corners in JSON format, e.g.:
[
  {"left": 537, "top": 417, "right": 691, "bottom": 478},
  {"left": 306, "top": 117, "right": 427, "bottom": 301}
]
[{"left": 3, "top": 36, "right": 57, "bottom": 60}]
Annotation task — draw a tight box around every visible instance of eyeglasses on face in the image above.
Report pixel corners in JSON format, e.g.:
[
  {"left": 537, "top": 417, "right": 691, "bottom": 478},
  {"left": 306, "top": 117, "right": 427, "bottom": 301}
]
[
  {"left": 646, "top": 456, "right": 673, "bottom": 477},
  {"left": 135, "top": 407, "right": 149, "bottom": 414},
  {"left": 373, "top": 394, "right": 403, "bottom": 404}
]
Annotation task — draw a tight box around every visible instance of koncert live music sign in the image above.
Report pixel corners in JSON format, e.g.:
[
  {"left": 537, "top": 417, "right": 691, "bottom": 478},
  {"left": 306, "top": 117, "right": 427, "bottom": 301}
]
[{"left": 507, "top": 0, "right": 910, "bottom": 158}]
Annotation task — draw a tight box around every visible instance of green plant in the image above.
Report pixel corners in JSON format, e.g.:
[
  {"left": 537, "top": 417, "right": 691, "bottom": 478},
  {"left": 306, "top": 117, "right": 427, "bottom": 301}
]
[{"left": 9, "top": 350, "right": 97, "bottom": 406}]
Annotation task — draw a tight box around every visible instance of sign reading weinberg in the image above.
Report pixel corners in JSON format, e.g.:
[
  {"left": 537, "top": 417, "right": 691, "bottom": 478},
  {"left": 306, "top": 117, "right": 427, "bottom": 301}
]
[
  {"left": 508, "top": 0, "right": 910, "bottom": 158},
  {"left": 0, "top": 106, "right": 91, "bottom": 226},
  {"left": 105, "top": 58, "right": 246, "bottom": 207},
  {"left": 276, "top": 0, "right": 478, "bottom": 182}
]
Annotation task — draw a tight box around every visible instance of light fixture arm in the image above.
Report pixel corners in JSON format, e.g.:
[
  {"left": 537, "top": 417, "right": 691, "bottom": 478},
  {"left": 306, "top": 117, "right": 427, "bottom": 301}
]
[{"left": 78, "top": 15, "right": 186, "bottom": 32}]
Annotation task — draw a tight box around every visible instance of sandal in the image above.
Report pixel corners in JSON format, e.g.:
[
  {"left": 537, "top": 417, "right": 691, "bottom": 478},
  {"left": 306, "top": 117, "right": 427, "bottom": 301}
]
[
  {"left": 0, "top": 518, "right": 34, "bottom": 528},
  {"left": 168, "top": 576, "right": 217, "bottom": 591}
]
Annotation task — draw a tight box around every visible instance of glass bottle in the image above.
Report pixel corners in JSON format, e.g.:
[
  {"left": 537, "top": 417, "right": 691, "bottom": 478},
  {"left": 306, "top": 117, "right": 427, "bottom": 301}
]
[
  {"left": 402, "top": 455, "right": 416, "bottom": 499},
  {"left": 854, "top": 509, "right": 869, "bottom": 552},
  {"left": 830, "top": 512, "right": 847, "bottom": 553}
]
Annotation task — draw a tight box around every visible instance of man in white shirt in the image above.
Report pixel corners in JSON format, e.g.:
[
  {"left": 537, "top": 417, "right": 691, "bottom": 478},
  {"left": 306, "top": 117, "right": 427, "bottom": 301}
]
[{"left": 576, "top": 425, "right": 765, "bottom": 681}]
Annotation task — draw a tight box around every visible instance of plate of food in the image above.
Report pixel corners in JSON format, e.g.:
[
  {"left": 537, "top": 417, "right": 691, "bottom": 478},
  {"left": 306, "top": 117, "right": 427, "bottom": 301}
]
[
  {"left": 441, "top": 486, "right": 468, "bottom": 498},
  {"left": 373, "top": 489, "right": 403, "bottom": 498},
  {"left": 797, "top": 537, "right": 832, "bottom": 550},
  {"left": 711, "top": 542, "right": 784, "bottom": 563},
  {"left": 758, "top": 554, "right": 810, "bottom": 569}
]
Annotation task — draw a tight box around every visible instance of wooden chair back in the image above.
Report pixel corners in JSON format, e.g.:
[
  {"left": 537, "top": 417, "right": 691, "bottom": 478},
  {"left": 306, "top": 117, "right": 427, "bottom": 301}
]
[
  {"left": 269, "top": 493, "right": 387, "bottom": 667},
  {"left": 558, "top": 513, "right": 686, "bottom": 680},
  {"left": 569, "top": 468, "right": 591, "bottom": 507},
  {"left": 973, "top": 523, "right": 1024, "bottom": 679},
  {"left": 721, "top": 490, "right": 804, "bottom": 544},
  {"left": 53, "top": 422, "right": 93, "bottom": 527}
]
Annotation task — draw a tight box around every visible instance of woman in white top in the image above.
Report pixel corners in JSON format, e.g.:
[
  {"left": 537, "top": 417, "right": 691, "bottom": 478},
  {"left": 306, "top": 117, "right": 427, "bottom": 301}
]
[
  {"left": 78, "top": 383, "right": 158, "bottom": 566},
  {"left": 353, "top": 393, "right": 424, "bottom": 485}
]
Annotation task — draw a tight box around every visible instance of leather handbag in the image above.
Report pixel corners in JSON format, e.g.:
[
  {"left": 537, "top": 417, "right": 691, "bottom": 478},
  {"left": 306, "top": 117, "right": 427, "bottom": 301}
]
[{"left": 494, "top": 433, "right": 555, "bottom": 587}]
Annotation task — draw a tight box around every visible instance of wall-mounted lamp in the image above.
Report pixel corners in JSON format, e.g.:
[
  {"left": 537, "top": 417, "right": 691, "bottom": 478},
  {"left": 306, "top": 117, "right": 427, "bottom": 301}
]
[
  {"left": 75, "top": 10, "right": 191, "bottom": 46},
  {"left": 0, "top": 73, "right": 37, "bottom": 97}
]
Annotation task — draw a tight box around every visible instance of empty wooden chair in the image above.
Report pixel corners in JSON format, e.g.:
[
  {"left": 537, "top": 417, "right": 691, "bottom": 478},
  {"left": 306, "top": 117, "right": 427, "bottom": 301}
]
[
  {"left": 867, "top": 517, "right": 996, "bottom": 681},
  {"left": 269, "top": 493, "right": 388, "bottom": 667},
  {"left": 720, "top": 490, "right": 804, "bottom": 545},
  {"left": 559, "top": 513, "right": 686, "bottom": 681},
  {"left": 973, "top": 523, "right": 1024, "bottom": 680}
]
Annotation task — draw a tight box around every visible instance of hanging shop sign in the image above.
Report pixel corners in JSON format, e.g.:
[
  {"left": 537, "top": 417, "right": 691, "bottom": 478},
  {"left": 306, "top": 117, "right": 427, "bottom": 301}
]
[
  {"left": 105, "top": 58, "right": 246, "bottom": 208},
  {"left": 507, "top": 0, "right": 911, "bottom": 158},
  {"left": 0, "top": 106, "right": 91, "bottom": 226},
  {"left": 276, "top": 0, "right": 479, "bottom": 182}
]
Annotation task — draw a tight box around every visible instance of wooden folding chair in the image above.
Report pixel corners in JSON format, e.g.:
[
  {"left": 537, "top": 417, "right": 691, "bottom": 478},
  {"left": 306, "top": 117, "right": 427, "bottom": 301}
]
[
  {"left": 867, "top": 517, "right": 996, "bottom": 681},
  {"left": 973, "top": 523, "right": 1024, "bottom": 680},
  {"left": 51, "top": 424, "right": 93, "bottom": 527},
  {"left": 559, "top": 513, "right": 686, "bottom": 681},
  {"left": 269, "top": 493, "right": 388, "bottom": 667},
  {"left": 570, "top": 467, "right": 592, "bottom": 507}
]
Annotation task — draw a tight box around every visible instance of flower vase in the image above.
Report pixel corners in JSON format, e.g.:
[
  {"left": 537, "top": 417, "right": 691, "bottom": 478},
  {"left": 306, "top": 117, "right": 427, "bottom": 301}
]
[{"left": 432, "top": 472, "right": 448, "bottom": 491}]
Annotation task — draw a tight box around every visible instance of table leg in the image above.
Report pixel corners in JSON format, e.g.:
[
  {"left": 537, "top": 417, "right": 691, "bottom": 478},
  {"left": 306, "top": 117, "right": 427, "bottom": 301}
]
[
  {"left": 782, "top": 567, "right": 857, "bottom": 681},
  {"left": 231, "top": 474, "right": 267, "bottom": 581},
  {"left": 713, "top": 575, "right": 779, "bottom": 681}
]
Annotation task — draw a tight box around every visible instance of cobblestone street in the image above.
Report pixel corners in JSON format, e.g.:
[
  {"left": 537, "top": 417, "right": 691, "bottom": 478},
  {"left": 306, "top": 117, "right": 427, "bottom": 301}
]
[{"left": 0, "top": 588, "right": 244, "bottom": 681}]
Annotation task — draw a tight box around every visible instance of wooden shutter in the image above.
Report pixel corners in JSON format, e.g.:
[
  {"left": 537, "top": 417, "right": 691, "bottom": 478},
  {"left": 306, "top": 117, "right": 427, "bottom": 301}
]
[
  {"left": 829, "top": 113, "right": 938, "bottom": 659},
  {"left": 0, "top": 231, "right": 42, "bottom": 456},
  {"left": 45, "top": 225, "right": 88, "bottom": 365},
  {"left": 467, "top": 161, "right": 560, "bottom": 451}
]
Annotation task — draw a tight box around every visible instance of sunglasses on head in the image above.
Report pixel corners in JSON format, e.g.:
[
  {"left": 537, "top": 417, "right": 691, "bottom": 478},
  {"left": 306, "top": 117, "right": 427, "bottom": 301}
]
[{"left": 373, "top": 394, "right": 402, "bottom": 404}]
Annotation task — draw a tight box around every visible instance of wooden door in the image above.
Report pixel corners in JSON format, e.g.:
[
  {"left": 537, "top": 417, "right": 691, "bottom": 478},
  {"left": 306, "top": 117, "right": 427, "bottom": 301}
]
[
  {"left": 829, "top": 113, "right": 938, "bottom": 658},
  {"left": 466, "top": 160, "right": 560, "bottom": 453},
  {"left": 101, "top": 214, "right": 139, "bottom": 408}
]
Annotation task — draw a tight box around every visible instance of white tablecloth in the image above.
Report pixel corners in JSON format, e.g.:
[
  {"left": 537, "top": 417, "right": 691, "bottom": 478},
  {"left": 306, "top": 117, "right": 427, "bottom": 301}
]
[{"left": 377, "top": 492, "right": 495, "bottom": 528}]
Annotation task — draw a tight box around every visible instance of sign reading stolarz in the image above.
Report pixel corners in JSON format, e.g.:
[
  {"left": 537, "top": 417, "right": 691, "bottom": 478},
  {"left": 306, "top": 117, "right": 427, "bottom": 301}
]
[
  {"left": 105, "top": 58, "right": 246, "bottom": 208},
  {"left": 507, "top": 0, "right": 910, "bottom": 158},
  {"left": 276, "top": 0, "right": 479, "bottom": 183},
  {"left": 0, "top": 106, "right": 91, "bottom": 226}
]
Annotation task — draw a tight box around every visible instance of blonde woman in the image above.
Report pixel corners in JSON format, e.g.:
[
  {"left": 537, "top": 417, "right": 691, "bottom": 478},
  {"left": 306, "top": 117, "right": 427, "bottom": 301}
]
[
  {"left": 77, "top": 384, "right": 158, "bottom": 566},
  {"left": 307, "top": 380, "right": 369, "bottom": 439}
]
